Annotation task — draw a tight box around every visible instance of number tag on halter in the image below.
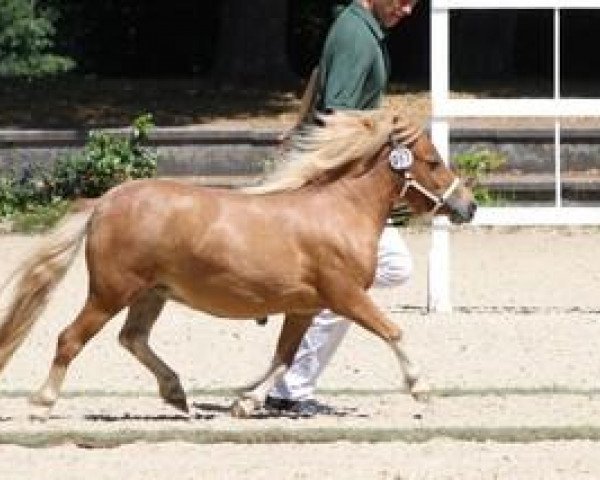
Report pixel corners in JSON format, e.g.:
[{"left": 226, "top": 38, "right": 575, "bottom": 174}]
[{"left": 389, "top": 146, "right": 413, "bottom": 171}]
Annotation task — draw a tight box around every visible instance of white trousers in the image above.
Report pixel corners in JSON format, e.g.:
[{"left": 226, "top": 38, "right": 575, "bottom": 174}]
[{"left": 269, "top": 225, "right": 413, "bottom": 401}]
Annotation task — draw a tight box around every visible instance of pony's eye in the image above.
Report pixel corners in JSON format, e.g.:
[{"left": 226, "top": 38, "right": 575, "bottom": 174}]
[
  {"left": 427, "top": 153, "right": 443, "bottom": 166},
  {"left": 427, "top": 156, "right": 441, "bottom": 168}
]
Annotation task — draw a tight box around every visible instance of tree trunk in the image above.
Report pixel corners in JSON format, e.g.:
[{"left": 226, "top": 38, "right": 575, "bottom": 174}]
[{"left": 212, "top": 0, "right": 296, "bottom": 85}]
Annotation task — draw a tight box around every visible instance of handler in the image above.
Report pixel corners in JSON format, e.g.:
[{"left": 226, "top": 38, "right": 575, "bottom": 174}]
[{"left": 265, "top": 0, "right": 420, "bottom": 417}]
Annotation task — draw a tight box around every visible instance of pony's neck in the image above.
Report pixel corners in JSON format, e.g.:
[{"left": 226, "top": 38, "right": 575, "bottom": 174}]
[{"left": 341, "top": 147, "right": 399, "bottom": 228}]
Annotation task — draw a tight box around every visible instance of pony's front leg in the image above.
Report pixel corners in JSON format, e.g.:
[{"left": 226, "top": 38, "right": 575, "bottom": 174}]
[
  {"left": 324, "top": 283, "right": 430, "bottom": 401},
  {"left": 231, "top": 313, "right": 314, "bottom": 418},
  {"left": 388, "top": 338, "right": 429, "bottom": 402},
  {"left": 230, "top": 360, "right": 288, "bottom": 418}
]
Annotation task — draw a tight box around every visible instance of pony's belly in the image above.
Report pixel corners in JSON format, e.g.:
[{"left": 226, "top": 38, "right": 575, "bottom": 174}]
[{"left": 169, "top": 284, "right": 321, "bottom": 319}]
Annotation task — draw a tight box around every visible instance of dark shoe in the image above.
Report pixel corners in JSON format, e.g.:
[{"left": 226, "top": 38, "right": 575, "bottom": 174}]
[{"left": 264, "top": 395, "right": 335, "bottom": 418}]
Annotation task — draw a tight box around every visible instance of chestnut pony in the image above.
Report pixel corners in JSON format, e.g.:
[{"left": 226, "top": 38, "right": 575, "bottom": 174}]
[{"left": 0, "top": 111, "right": 476, "bottom": 418}]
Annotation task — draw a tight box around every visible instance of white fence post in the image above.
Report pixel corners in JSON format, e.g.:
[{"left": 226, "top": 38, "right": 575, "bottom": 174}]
[
  {"left": 553, "top": 7, "right": 562, "bottom": 208},
  {"left": 428, "top": 3, "right": 452, "bottom": 312},
  {"left": 428, "top": 123, "right": 452, "bottom": 313}
]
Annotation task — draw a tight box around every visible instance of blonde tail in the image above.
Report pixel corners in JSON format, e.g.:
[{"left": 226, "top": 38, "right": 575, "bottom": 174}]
[{"left": 0, "top": 208, "right": 94, "bottom": 373}]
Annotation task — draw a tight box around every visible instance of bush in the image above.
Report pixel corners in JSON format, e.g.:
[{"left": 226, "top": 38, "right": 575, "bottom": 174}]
[
  {"left": 50, "top": 114, "right": 158, "bottom": 198},
  {"left": 453, "top": 149, "right": 506, "bottom": 204},
  {"left": 0, "top": 167, "right": 51, "bottom": 216},
  {"left": 0, "top": 114, "right": 158, "bottom": 231}
]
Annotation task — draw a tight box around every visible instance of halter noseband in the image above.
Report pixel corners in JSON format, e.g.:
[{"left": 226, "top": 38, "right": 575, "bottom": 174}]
[{"left": 389, "top": 136, "right": 461, "bottom": 215}]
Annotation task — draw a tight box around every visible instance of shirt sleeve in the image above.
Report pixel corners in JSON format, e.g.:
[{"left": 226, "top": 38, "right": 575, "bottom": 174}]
[{"left": 321, "top": 36, "right": 376, "bottom": 110}]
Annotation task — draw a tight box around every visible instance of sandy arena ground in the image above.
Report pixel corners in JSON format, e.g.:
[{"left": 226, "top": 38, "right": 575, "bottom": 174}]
[{"left": 1, "top": 226, "right": 600, "bottom": 479}]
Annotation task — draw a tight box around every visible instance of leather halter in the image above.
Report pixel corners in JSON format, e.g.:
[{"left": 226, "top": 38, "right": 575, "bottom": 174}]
[{"left": 389, "top": 136, "right": 461, "bottom": 215}]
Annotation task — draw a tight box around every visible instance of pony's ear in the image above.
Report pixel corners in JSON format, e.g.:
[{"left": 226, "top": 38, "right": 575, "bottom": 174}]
[
  {"left": 314, "top": 116, "right": 326, "bottom": 127},
  {"left": 391, "top": 114, "right": 409, "bottom": 127},
  {"left": 360, "top": 117, "right": 376, "bottom": 131}
]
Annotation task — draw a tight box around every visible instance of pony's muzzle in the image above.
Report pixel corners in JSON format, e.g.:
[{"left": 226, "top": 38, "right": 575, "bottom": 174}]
[{"left": 446, "top": 196, "right": 477, "bottom": 224}]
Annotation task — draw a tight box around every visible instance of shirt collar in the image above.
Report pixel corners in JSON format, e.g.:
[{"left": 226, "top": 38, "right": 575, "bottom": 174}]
[{"left": 348, "top": 1, "right": 387, "bottom": 41}]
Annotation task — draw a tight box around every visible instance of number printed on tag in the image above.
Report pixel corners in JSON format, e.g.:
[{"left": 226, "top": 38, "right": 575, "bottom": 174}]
[{"left": 389, "top": 146, "right": 413, "bottom": 170}]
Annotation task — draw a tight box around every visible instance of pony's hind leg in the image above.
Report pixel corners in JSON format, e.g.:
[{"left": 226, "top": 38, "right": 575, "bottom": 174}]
[
  {"left": 29, "top": 296, "right": 117, "bottom": 419},
  {"left": 117, "top": 289, "right": 189, "bottom": 413}
]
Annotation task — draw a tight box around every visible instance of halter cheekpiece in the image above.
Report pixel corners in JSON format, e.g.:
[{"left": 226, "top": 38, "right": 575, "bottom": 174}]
[{"left": 388, "top": 135, "right": 461, "bottom": 215}]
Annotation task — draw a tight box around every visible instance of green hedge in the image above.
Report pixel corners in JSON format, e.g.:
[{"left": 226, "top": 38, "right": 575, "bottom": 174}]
[{"left": 0, "top": 114, "right": 158, "bottom": 229}]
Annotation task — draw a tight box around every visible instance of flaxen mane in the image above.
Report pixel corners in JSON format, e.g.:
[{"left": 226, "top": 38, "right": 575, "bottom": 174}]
[{"left": 247, "top": 110, "right": 422, "bottom": 194}]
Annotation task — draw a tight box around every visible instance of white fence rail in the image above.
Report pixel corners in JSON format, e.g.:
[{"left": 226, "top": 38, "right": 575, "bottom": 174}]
[{"left": 428, "top": 0, "right": 600, "bottom": 312}]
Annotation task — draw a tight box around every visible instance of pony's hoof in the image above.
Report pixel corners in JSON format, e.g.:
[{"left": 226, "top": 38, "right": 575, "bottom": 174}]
[
  {"left": 408, "top": 378, "right": 432, "bottom": 403},
  {"left": 160, "top": 382, "right": 189, "bottom": 414},
  {"left": 28, "top": 392, "right": 54, "bottom": 421},
  {"left": 165, "top": 395, "right": 189, "bottom": 414},
  {"left": 29, "top": 391, "right": 54, "bottom": 408},
  {"left": 230, "top": 397, "right": 258, "bottom": 418},
  {"left": 27, "top": 403, "right": 52, "bottom": 422}
]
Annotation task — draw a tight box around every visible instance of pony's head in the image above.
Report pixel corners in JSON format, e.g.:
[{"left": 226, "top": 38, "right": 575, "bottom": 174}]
[
  {"left": 387, "top": 116, "right": 477, "bottom": 224},
  {"left": 250, "top": 110, "right": 477, "bottom": 224}
]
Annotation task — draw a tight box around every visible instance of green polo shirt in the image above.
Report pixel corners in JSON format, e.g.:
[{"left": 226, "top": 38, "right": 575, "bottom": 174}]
[{"left": 317, "top": 1, "right": 390, "bottom": 111}]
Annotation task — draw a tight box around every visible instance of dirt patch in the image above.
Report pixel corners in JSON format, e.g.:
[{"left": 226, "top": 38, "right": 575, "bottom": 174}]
[{"left": 3, "top": 78, "right": 600, "bottom": 130}]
